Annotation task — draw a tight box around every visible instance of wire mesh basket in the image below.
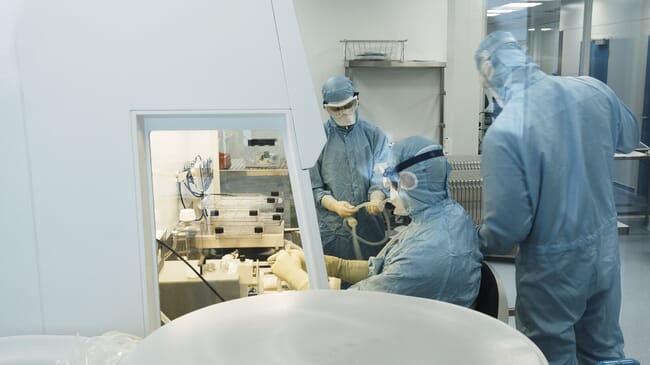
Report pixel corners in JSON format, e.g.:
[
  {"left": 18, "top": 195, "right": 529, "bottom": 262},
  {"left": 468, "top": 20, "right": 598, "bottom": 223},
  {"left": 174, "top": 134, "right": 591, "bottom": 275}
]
[{"left": 341, "top": 39, "right": 407, "bottom": 62}]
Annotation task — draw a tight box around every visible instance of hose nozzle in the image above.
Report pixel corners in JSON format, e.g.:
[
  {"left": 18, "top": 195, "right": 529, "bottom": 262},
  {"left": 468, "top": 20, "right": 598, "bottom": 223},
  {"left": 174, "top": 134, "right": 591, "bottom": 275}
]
[{"left": 345, "top": 217, "right": 358, "bottom": 228}]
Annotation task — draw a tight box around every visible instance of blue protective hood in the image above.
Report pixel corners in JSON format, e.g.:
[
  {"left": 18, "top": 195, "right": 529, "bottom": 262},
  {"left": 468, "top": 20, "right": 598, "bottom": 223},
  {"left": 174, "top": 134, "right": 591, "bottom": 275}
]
[
  {"left": 389, "top": 136, "right": 450, "bottom": 216},
  {"left": 322, "top": 76, "right": 356, "bottom": 106},
  {"left": 475, "top": 31, "right": 541, "bottom": 105}
]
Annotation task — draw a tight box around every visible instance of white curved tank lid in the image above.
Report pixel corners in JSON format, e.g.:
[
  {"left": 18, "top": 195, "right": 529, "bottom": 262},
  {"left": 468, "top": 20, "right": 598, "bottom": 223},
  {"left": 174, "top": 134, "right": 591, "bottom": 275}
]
[{"left": 124, "top": 291, "right": 547, "bottom": 364}]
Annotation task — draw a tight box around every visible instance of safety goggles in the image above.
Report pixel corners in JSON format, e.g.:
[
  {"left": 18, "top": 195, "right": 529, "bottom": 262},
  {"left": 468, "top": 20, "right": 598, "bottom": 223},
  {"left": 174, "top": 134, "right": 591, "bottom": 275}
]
[
  {"left": 323, "top": 94, "right": 359, "bottom": 113},
  {"left": 382, "top": 148, "right": 445, "bottom": 190}
]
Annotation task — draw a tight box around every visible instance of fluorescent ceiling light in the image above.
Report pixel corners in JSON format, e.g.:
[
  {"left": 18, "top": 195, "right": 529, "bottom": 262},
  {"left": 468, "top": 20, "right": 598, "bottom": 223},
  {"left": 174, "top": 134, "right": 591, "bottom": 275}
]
[
  {"left": 501, "top": 2, "right": 542, "bottom": 8},
  {"left": 487, "top": 13, "right": 500, "bottom": 17},
  {"left": 528, "top": 28, "right": 536, "bottom": 31},
  {"left": 541, "top": 27, "right": 553, "bottom": 31},
  {"left": 488, "top": 9, "right": 517, "bottom": 13},
  {"left": 487, "top": 2, "right": 540, "bottom": 15}
]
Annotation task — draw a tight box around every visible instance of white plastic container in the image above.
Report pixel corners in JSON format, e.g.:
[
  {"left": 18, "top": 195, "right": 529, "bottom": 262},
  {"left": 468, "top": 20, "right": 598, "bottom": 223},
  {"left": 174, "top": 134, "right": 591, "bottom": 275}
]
[
  {"left": 171, "top": 209, "right": 202, "bottom": 253},
  {"left": 245, "top": 138, "right": 282, "bottom": 168}
]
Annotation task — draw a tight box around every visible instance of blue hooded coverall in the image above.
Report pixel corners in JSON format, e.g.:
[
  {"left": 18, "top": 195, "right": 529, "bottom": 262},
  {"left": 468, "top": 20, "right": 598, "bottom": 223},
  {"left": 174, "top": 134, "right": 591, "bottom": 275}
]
[
  {"left": 349, "top": 136, "right": 483, "bottom": 307},
  {"left": 476, "top": 31, "right": 640, "bottom": 365},
  {"left": 310, "top": 76, "right": 389, "bottom": 260}
]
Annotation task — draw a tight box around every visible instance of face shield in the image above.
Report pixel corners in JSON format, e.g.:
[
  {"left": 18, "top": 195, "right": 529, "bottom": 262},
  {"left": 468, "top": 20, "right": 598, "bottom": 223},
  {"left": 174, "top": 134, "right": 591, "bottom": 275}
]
[
  {"left": 478, "top": 50, "right": 506, "bottom": 110},
  {"left": 376, "top": 162, "right": 410, "bottom": 216},
  {"left": 388, "top": 185, "right": 409, "bottom": 216},
  {"left": 382, "top": 148, "right": 444, "bottom": 191},
  {"left": 382, "top": 170, "right": 418, "bottom": 191}
]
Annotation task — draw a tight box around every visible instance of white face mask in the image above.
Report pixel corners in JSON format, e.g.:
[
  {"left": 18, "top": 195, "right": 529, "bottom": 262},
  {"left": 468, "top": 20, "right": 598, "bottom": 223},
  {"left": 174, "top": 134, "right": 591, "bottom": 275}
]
[
  {"left": 389, "top": 188, "right": 408, "bottom": 216},
  {"left": 326, "top": 98, "right": 358, "bottom": 127},
  {"left": 330, "top": 107, "right": 356, "bottom": 126}
]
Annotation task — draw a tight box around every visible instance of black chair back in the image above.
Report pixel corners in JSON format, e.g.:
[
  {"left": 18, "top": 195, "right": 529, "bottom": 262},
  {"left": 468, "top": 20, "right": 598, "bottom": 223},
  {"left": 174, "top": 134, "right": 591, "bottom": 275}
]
[{"left": 475, "top": 261, "right": 499, "bottom": 319}]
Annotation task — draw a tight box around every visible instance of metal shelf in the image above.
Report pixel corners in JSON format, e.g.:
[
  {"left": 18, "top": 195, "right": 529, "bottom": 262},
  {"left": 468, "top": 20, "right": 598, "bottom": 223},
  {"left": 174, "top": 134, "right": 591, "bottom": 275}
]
[
  {"left": 345, "top": 60, "right": 446, "bottom": 68},
  {"left": 220, "top": 158, "right": 288, "bottom": 176},
  {"left": 614, "top": 146, "right": 650, "bottom": 223},
  {"left": 340, "top": 39, "right": 447, "bottom": 145},
  {"left": 222, "top": 169, "right": 288, "bottom": 177},
  {"left": 614, "top": 150, "right": 650, "bottom": 161}
]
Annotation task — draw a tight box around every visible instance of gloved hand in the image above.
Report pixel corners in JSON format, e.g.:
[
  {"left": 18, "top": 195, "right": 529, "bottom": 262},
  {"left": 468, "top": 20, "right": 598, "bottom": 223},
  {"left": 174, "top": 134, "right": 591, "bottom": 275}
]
[
  {"left": 268, "top": 249, "right": 305, "bottom": 270},
  {"left": 271, "top": 251, "right": 309, "bottom": 290},
  {"left": 324, "top": 255, "right": 369, "bottom": 284},
  {"left": 321, "top": 195, "right": 358, "bottom": 218},
  {"left": 366, "top": 190, "right": 386, "bottom": 216}
]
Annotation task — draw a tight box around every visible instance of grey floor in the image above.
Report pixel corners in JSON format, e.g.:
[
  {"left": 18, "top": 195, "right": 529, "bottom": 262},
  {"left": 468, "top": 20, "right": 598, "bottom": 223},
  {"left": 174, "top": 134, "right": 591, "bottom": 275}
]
[{"left": 489, "top": 216, "right": 650, "bottom": 364}]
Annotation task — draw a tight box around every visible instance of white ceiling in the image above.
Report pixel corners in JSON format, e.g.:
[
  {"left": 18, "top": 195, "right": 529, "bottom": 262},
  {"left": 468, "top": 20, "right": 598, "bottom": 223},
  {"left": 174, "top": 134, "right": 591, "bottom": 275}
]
[{"left": 487, "top": 0, "right": 563, "bottom": 28}]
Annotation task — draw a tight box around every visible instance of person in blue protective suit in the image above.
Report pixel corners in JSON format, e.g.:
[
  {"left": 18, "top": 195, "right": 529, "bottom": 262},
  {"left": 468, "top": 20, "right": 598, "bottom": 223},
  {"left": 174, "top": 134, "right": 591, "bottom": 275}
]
[
  {"left": 475, "top": 31, "right": 640, "bottom": 365},
  {"left": 270, "top": 136, "right": 483, "bottom": 307},
  {"left": 310, "top": 76, "right": 390, "bottom": 260}
]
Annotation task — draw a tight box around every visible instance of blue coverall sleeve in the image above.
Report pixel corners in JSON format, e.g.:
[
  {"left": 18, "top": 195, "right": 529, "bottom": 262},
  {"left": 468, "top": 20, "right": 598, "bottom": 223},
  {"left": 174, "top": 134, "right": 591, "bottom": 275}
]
[
  {"left": 479, "top": 129, "right": 534, "bottom": 254},
  {"left": 582, "top": 77, "right": 639, "bottom": 153},
  {"left": 309, "top": 124, "right": 331, "bottom": 205},
  {"left": 613, "top": 96, "right": 640, "bottom": 153},
  {"left": 347, "top": 242, "right": 436, "bottom": 296},
  {"left": 347, "top": 256, "right": 414, "bottom": 294},
  {"left": 309, "top": 157, "right": 330, "bottom": 205},
  {"left": 368, "top": 130, "right": 390, "bottom": 198}
]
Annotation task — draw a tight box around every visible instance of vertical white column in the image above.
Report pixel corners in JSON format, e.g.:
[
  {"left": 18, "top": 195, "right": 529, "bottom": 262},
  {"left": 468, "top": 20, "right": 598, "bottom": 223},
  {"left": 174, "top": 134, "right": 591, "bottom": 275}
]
[{"left": 579, "top": 0, "right": 593, "bottom": 76}]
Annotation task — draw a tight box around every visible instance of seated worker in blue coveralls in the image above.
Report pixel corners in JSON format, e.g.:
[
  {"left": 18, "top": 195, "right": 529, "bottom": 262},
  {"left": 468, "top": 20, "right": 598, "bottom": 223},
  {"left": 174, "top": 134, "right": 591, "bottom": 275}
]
[{"left": 270, "top": 136, "right": 483, "bottom": 307}]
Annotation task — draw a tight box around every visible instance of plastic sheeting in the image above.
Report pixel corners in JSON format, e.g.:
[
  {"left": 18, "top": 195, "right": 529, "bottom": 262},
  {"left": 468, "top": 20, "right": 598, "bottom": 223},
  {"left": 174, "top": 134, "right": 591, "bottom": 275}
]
[{"left": 0, "top": 331, "right": 140, "bottom": 365}]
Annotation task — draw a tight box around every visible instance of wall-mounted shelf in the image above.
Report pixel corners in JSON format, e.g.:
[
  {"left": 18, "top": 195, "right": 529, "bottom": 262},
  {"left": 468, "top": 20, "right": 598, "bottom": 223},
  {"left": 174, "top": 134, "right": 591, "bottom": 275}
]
[
  {"left": 345, "top": 60, "right": 446, "bottom": 69},
  {"left": 340, "top": 39, "right": 447, "bottom": 144}
]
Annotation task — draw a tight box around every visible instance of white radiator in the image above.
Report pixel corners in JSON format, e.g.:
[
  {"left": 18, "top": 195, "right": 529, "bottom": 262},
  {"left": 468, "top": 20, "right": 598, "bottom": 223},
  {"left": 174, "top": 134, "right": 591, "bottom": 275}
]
[{"left": 448, "top": 156, "right": 482, "bottom": 225}]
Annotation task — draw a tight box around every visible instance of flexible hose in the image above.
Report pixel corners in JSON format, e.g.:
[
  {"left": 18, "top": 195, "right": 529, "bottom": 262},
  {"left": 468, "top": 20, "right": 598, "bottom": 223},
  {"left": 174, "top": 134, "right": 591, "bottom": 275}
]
[
  {"left": 354, "top": 201, "right": 371, "bottom": 209},
  {"left": 341, "top": 199, "right": 394, "bottom": 259},
  {"left": 343, "top": 200, "right": 392, "bottom": 246},
  {"left": 345, "top": 217, "right": 364, "bottom": 260},
  {"left": 348, "top": 209, "right": 391, "bottom": 246}
]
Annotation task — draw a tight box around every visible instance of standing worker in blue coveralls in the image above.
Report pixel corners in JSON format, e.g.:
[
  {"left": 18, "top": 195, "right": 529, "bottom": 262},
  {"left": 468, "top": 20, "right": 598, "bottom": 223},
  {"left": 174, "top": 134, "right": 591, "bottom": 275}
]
[
  {"left": 310, "top": 76, "right": 390, "bottom": 260},
  {"left": 475, "top": 31, "right": 640, "bottom": 365}
]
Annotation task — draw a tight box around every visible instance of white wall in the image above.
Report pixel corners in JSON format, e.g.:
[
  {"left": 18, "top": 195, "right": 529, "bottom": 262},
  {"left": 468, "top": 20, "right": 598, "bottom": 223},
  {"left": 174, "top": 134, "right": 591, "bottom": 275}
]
[
  {"left": 293, "top": 0, "right": 450, "bottom": 145},
  {"left": 525, "top": 27, "right": 561, "bottom": 75},
  {"left": 446, "top": 0, "right": 485, "bottom": 155},
  {"left": 559, "top": 1, "right": 585, "bottom": 76},
  {"left": 0, "top": 0, "right": 43, "bottom": 335},
  {"left": 150, "top": 131, "right": 220, "bottom": 232},
  {"left": 560, "top": 0, "right": 646, "bottom": 119},
  {"left": 5, "top": 0, "right": 323, "bottom": 337}
]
